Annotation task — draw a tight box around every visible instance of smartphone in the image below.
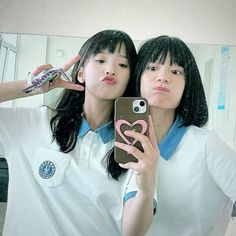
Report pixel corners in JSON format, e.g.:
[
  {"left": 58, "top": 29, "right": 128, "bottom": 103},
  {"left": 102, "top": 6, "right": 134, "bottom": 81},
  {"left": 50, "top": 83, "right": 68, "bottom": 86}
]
[{"left": 114, "top": 97, "right": 149, "bottom": 163}]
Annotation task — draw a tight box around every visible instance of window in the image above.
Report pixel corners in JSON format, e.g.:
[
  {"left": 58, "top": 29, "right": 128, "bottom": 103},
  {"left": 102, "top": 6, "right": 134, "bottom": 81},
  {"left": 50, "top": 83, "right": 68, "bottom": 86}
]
[{"left": 0, "top": 33, "right": 18, "bottom": 107}]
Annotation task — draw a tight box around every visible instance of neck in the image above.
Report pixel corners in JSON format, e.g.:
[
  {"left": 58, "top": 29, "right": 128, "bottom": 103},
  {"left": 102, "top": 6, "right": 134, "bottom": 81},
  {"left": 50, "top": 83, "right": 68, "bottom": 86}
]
[
  {"left": 150, "top": 107, "right": 175, "bottom": 143},
  {"left": 83, "top": 96, "right": 114, "bottom": 131}
]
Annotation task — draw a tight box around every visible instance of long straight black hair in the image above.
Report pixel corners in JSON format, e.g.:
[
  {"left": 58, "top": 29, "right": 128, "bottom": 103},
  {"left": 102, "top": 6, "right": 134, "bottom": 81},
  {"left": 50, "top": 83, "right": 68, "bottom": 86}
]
[
  {"left": 134, "top": 35, "right": 208, "bottom": 127},
  {"left": 50, "top": 30, "right": 137, "bottom": 179}
]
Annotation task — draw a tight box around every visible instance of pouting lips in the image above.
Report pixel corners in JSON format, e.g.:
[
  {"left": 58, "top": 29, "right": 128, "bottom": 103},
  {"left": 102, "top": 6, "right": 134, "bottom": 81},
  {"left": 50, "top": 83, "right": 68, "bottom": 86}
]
[
  {"left": 102, "top": 76, "right": 117, "bottom": 85},
  {"left": 154, "top": 86, "right": 170, "bottom": 92}
]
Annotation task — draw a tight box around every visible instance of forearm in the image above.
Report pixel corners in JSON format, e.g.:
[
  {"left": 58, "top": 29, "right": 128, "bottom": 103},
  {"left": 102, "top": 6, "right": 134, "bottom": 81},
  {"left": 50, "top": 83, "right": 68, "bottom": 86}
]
[
  {"left": 122, "top": 192, "right": 154, "bottom": 236},
  {"left": 0, "top": 80, "right": 34, "bottom": 102}
]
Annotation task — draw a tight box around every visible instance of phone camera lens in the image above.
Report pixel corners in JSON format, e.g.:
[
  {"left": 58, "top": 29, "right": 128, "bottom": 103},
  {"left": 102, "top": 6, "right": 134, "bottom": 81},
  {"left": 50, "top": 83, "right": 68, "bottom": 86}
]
[
  {"left": 134, "top": 106, "right": 139, "bottom": 112},
  {"left": 140, "top": 101, "right": 145, "bottom": 106}
]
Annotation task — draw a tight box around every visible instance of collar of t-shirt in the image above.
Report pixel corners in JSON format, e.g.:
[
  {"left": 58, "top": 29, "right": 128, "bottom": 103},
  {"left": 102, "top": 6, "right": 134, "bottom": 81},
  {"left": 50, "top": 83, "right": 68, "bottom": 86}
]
[
  {"left": 158, "top": 116, "right": 187, "bottom": 161},
  {"left": 77, "top": 117, "right": 114, "bottom": 144}
]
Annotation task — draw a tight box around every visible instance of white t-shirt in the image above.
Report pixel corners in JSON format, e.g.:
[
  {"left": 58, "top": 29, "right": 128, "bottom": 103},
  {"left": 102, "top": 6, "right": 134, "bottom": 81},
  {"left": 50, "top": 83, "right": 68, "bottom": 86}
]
[
  {"left": 147, "top": 121, "right": 236, "bottom": 236},
  {"left": 0, "top": 107, "right": 136, "bottom": 236}
]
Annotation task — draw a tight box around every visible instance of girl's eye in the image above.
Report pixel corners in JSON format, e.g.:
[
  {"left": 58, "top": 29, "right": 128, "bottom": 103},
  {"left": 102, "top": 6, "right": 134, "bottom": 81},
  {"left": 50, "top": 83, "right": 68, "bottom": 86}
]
[
  {"left": 95, "top": 59, "right": 105, "bottom": 63},
  {"left": 119, "top": 63, "right": 128, "bottom": 68},
  {"left": 147, "top": 66, "right": 158, "bottom": 71},
  {"left": 171, "top": 70, "right": 184, "bottom": 75}
]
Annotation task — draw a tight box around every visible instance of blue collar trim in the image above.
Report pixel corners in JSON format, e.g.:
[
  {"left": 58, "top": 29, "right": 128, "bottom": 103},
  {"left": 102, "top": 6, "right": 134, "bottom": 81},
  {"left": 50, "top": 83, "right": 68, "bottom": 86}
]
[
  {"left": 78, "top": 117, "right": 114, "bottom": 144},
  {"left": 158, "top": 116, "right": 187, "bottom": 161}
]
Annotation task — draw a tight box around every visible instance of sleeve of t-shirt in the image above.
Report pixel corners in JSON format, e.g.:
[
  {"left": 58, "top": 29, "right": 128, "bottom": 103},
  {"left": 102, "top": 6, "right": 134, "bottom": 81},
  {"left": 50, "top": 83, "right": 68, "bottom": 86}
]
[
  {"left": 123, "top": 170, "right": 158, "bottom": 215},
  {"left": 206, "top": 131, "right": 236, "bottom": 203},
  {"left": 0, "top": 107, "right": 42, "bottom": 155}
]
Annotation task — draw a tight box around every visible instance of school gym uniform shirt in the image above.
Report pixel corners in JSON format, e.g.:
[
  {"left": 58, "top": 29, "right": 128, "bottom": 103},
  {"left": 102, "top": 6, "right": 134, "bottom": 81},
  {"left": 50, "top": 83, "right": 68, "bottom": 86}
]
[
  {"left": 0, "top": 107, "right": 140, "bottom": 236},
  {"left": 146, "top": 117, "right": 236, "bottom": 236}
]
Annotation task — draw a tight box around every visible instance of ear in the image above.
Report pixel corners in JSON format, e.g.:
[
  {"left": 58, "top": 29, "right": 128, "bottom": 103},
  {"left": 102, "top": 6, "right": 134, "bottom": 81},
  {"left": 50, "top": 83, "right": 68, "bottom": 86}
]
[{"left": 77, "top": 68, "right": 85, "bottom": 83}]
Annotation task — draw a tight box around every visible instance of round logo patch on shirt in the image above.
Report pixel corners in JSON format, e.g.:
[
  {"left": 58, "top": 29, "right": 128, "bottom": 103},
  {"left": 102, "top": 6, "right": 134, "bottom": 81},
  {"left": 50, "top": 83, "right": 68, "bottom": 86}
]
[{"left": 39, "top": 160, "right": 56, "bottom": 179}]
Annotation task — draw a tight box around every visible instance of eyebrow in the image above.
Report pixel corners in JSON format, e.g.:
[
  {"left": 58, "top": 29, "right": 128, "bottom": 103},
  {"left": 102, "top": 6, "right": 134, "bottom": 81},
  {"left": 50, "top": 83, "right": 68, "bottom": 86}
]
[
  {"left": 98, "top": 50, "right": 128, "bottom": 59},
  {"left": 119, "top": 54, "right": 128, "bottom": 59},
  {"left": 150, "top": 61, "right": 183, "bottom": 67}
]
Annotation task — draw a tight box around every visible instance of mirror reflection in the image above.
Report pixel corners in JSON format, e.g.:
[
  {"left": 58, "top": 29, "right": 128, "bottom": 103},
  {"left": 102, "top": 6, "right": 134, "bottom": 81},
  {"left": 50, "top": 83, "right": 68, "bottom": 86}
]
[
  {"left": 0, "top": 32, "right": 236, "bottom": 235},
  {"left": 1, "top": 32, "right": 236, "bottom": 151}
]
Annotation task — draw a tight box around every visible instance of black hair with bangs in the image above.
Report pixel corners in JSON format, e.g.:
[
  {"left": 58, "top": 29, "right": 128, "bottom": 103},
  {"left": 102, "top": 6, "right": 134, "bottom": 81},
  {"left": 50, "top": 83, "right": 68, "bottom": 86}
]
[
  {"left": 49, "top": 30, "right": 137, "bottom": 180},
  {"left": 134, "top": 35, "right": 208, "bottom": 127}
]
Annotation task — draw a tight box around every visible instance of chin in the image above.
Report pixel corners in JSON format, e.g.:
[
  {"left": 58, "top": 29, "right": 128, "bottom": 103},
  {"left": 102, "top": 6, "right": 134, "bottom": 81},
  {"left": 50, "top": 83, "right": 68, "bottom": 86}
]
[
  {"left": 151, "top": 101, "right": 169, "bottom": 109},
  {"left": 103, "top": 95, "right": 120, "bottom": 101}
]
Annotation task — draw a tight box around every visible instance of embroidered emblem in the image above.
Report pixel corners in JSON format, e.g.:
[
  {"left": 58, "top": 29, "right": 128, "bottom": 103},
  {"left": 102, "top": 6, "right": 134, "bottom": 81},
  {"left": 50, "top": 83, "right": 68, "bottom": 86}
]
[{"left": 39, "top": 160, "right": 56, "bottom": 179}]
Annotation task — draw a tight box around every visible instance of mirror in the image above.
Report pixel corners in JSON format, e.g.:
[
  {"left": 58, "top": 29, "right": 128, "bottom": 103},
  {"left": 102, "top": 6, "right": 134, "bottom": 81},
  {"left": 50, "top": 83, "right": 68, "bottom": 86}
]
[
  {"left": 0, "top": 32, "right": 236, "bottom": 152},
  {"left": 1, "top": 32, "right": 236, "bottom": 151}
]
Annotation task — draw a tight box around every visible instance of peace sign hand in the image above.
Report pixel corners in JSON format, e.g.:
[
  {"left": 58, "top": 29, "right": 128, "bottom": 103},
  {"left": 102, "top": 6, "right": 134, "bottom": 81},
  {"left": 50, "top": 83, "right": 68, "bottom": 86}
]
[{"left": 25, "top": 55, "right": 84, "bottom": 94}]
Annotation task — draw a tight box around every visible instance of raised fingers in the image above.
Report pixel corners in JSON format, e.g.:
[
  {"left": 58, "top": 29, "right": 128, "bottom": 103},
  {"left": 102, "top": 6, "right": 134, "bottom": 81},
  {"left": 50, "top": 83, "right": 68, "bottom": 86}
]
[
  {"left": 115, "top": 141, "right": 143, "bottom": 162},
  {"left": 58, "top": 80, "right": 84, "bottom": 91},
  {"left": 32, "top": 64, "right": 53, "bottom": 76},
  {"left": 122, "top": 129, "right": 153, "bottom": 156},
  {"left": 61, "top": 55, "right": 81, "bottom": 72}
]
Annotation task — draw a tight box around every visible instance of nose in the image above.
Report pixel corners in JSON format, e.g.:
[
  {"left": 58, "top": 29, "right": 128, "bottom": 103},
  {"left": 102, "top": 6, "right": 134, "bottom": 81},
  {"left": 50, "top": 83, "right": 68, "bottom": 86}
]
[
  {"left": 156, "top": 77, "right": 169, "bottom": 83},
  {"left": 155, "top": 71, "right": 169, "bottom": 84},
  {"left": 105, "top": 62, "right": 116, "bottom": 76},
  {"left": 106, "top": 70, "right": 115, "bottom": 76},
  {"left": 106, "top": 71, "right": 115, "bottom": 76}
]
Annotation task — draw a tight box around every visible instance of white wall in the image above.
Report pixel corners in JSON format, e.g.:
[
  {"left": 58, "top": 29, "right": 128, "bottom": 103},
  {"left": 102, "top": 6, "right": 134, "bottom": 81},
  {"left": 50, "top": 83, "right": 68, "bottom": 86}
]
[
  {"left": 189, "top": 44, "right": 236, "bottom": 151},
  {"left": 210, "top": 46, "right": 236, "bottom": 150},
  {"left": 0, "top": 0, "right": 236, "bottom": 45}
]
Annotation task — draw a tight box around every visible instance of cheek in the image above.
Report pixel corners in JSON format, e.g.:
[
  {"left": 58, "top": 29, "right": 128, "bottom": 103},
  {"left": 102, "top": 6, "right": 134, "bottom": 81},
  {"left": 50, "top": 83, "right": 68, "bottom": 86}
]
[
  {"left": 174, "top": 81, "right": 185, "bottom": 100},
  {"left": 121, "top": 71, "right": 131, "bottom": 85},
  {"left": 140, "top": 77, "right": 149, "bottom": 96},
  {"left": 124, "top": 70, "right": 131, "bottom": 80},
  {"left": 180, "top": 79, "right": 185, "bottom": 95}
]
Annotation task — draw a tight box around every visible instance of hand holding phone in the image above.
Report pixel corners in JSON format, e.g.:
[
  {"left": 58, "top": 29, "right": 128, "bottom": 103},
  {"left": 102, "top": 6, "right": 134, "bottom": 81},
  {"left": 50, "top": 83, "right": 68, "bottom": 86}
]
[{"left": 114, "top": 97, "right": 149, "bottom": 163}]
